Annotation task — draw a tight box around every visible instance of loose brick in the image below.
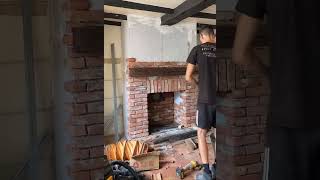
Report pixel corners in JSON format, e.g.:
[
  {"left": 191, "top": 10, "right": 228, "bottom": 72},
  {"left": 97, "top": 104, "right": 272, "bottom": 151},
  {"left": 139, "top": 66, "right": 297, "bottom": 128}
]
[
  {"left": 226, "top": 135, "right": 260, "bottom": 146},
  {"left": 90, "top": 146, "right": 104, "bottom": 158},
  {"left": 85, "top": 57, "right": 103, "bottom": 67},
  {"left": 246, "top": 144, "right": 265, "bottom": 154},
  {"left": 87, "top": 80, "right": 103, "bottom": 91},
  {"left": 87, "top": 124, "right": 104, "bottom": 135},
  {"left": 71, "top": 171, "right": 90, "bottom": 180},
  {"left": 73, "top": 135, "right": 104, "bottom": 148},
  {"left": 235, "top": 174, "right": 261, "bottom": 180},
  {"left": 71, "top": 149, "right": 89, "bottom": 160},
  {"left": 70, "top": 57, "right": 86, "bottom": 69},
  {"left": 71, "top": 158, "right": 104, "bottom": 172},
  {"left": 75, "top": 91, "right": 104, "bottom": 103},
  {"left": 73, "top": 68, "right": 103, "bottom": 80},
  {"left": 71, "top": 113, "right": 103, "bottom": 125},
  {"left": 247, "top": 106, "right": 267, "bottom": 116},
  {"left": 247, "top": 163, "right": 263, "bottom": 174},
  {"left": 246, "top": 86, "right": 269, "bottom": 97},
  {"left": 71, "top": 125, "right": 87, "bottom": 136},
  {"left": 64, "top": 80, "right": 87, "bottom": 93},
  {"left": 90, "top": 168, "right": 104, "bottom": 180},
  {"left": 234, "top": 154, "right": 261, "bottom": 166},
  {"left": 65, "top": 103, "right": 87, "bottom": 115},
  {"left": 87, "top": 101, "right": 103, "bottom": 113}
]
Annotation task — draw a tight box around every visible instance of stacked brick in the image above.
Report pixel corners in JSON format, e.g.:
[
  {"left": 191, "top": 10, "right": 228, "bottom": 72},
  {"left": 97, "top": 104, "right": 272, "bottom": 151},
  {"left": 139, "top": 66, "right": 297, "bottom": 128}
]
[
  {"left": 216, "top": 54, "right": 270, "bottom": 180},
  {"left": 63, "top": 0, "right": 104, "bottom": 180},
  {"left": 126, "top": 59, "right": 198, "bottom": 139}
]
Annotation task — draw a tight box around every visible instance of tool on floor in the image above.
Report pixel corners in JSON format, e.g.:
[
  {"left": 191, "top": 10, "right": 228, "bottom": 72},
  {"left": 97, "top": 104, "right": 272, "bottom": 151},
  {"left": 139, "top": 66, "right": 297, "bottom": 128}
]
[{"left": 176, "top": 160, "right": 200, "bottom": 179}]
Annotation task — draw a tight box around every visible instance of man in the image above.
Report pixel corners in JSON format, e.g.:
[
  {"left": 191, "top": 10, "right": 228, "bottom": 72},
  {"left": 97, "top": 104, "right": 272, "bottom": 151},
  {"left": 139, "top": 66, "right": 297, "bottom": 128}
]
[
  {"left": 233, "top": 0, "right": 320, "bottom": 179},
  {"left": 185, "top": 26, "right": 216, "bottom": 178}
]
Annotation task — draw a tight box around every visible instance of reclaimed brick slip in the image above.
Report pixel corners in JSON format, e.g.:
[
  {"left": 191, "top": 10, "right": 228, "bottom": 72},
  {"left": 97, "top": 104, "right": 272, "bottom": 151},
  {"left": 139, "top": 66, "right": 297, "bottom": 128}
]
[
  {"left": 70, "top": 113, "right": 103, "bottom": 125},
  {"left": 71, "top": 158, "right": 104, "bottom": 172},
  {"left": 64, "top": 80, "right": 87, "bottom": 93},
  {"left": 70, "top": 0, "right": 90, "bottom": 10},
  {"left": 71, "top": 149, "right": 89, "bottom": 160},
  {"left": 87, "top": 101, "right": 103, "bottom": 113},
  {"left": 90, "top": 169, "right": 105, "bottom": 180},
  {"left": 89, "top": 146, "right": 104, "bottom": 158},
  {"left": 70, "top": 57, "right": 86, "bottom": 69},
  {"left": 75, "top": 91, "right": 104, "bottom": 103},
  {"left": 71, "top": 171, "right": 90, "bottom": 180},
  {"left": 70, "top": 125, "right": 87, "bottom": 137},
  {"left": 87, "top": 124, "right": 104, "bottom": 135},
  {"left": 73, "top": 135, "right": 104, "bottom": 149}
]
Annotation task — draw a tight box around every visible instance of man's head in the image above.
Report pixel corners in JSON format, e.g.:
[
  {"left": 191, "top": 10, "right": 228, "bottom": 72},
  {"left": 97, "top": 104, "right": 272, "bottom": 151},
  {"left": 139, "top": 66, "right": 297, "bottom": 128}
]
[{"left": 199, "top": 26, "right": 216, "bottom": 44}]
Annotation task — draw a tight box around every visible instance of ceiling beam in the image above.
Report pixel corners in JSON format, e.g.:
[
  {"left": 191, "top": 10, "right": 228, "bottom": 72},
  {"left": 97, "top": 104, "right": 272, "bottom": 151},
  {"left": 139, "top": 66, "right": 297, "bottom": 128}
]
[
  {"left": 104, "top": 13, "right": 127, "bottom": 20},
  {"left": 105, "top": 0, "right": 216, "bottom": 21},
  {"left": 104, "top": 0, "right": 173, "bottom": 14},
  {"left": 161, "top": 0, "right": 216, "bottom": 25},
  {"left": 104, "top": 20, "right": 122, "bottom": 26}
]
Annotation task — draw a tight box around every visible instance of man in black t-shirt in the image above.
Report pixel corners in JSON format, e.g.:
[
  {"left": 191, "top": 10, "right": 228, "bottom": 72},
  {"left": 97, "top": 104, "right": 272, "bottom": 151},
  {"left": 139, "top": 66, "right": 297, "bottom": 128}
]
[
  {"left": 185, "top": 26, "right": 216, "bottom": 178},
  {"left": 233, "top": 0, "right": 320, "bottom": 179}
]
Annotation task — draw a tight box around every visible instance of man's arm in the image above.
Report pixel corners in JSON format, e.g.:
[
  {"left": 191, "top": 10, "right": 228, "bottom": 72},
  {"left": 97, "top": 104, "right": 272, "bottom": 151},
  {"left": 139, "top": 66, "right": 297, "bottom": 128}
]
[
  {"left": 185, "top": 63, "right": 198, "bottom": 86},
  {"left": 232, "top": 14, "right": 269, "bottom": 77}
]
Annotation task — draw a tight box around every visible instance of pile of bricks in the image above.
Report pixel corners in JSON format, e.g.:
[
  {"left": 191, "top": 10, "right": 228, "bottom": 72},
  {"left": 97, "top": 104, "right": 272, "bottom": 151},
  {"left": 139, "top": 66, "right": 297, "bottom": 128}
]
[
  {"left": 126, "top": 59, "right": 198, "bottom": 139},
  {"left": 216, "top": 52, "right": 270, "bottom": 180},
  {"left": 63, "top": 0, "right": 104, "bottom": 179}
]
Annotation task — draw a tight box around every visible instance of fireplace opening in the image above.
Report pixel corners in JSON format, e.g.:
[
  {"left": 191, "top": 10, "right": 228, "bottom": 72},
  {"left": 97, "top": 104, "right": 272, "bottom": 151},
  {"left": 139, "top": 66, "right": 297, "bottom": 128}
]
[{"left": 148, "top": 92, "right": 178, "bottom": 133}]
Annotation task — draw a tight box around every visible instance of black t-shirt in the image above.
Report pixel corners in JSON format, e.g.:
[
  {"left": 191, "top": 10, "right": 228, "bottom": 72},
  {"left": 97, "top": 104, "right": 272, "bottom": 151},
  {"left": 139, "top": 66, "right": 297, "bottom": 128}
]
[
  {"left": 187, "top": 42, "right": 216, "bottom": 105},
  {"left": 236, "top": 0, "right": 320, "bottom": 128}
]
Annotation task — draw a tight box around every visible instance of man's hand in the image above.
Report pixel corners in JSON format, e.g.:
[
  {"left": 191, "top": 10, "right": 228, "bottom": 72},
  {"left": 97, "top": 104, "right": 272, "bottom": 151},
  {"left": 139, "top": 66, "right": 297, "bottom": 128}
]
[
  {"left": 232, "top": 14, "right": 270, "bottom": 78},
  {"left": 185, "top": 63, "right": 198, "bottom": 86}
]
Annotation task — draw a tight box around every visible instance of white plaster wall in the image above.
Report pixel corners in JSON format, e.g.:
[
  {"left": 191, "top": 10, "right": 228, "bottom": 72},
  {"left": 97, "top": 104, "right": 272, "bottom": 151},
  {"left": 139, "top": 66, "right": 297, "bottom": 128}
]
[
  {"left": 124, "top": 15, "right": 197, "bottom": 61},
  {"left": 104, "top": 25, "right": 124, "bottom": 137}
]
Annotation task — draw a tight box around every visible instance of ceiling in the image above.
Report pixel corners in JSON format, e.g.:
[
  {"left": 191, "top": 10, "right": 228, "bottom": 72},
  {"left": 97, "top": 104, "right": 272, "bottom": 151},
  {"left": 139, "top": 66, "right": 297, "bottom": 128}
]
[{"left": 104, "top": 0, "right": 216, "bottom": 25}]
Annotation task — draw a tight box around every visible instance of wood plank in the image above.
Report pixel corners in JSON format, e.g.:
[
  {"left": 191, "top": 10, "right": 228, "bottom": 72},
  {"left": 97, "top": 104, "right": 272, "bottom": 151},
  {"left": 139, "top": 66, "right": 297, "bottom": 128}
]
[
  {"left": 104, "top": 12, "right": 127, "bottom": 20},
  {"left": 161, "top": 0, "right": 216, "bottom": 25}
]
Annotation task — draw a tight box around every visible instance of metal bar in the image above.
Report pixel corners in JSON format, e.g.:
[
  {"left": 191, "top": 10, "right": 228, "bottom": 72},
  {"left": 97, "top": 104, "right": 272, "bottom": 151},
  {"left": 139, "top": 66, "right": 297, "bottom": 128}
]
[
  {"left": 111, "top": 44, "right": 119, "bottom": 142},
  {"left": 21, "top": 0, "right": 38, "bottom": 179},
  {"left": 262, "top": 147, "right": 270, "bottom": 180},
  {"left": 104, "top": 13, "right": 127, "bottom": 20}
]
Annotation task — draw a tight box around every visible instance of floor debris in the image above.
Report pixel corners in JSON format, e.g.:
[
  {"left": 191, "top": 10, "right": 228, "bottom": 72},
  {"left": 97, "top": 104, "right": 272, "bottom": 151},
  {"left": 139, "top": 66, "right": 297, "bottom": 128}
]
[{"left": 130, "top": 151, "right": 160, "bottom": 171}]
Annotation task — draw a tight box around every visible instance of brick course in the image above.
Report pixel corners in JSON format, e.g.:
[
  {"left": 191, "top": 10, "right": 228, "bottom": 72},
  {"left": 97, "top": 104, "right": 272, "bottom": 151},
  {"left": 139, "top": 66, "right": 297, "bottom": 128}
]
[
  {"left": 216, "top": 55, "right": 270, "bottom": 180},
  {"left": 63, "top": 0, "right": 104, "bottom": 179}
]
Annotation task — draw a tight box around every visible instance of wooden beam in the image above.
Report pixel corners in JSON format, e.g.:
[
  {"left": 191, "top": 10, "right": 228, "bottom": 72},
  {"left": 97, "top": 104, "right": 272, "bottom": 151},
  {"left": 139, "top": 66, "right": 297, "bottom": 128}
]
[
  {"left": 104, "top": 20, "right": 121, "bottom": 26},
  {"left": 161, "top": 0, "right": 216, "bottom": 25},
  {"left": 104, "top": 0, "right": 173, "bottom": 14},
  {"left": 192, "top": 12, "right": 216, "bottom": 19},
  {"left": 104, "top": 13, "right": 127, "bottom": 20}
]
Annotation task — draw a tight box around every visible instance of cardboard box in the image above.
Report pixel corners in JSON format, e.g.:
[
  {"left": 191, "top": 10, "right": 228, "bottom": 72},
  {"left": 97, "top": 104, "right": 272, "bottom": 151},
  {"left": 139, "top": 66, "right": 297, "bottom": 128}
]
[{"left": 130, "top": 151, "right": 160, "bottom": 171}]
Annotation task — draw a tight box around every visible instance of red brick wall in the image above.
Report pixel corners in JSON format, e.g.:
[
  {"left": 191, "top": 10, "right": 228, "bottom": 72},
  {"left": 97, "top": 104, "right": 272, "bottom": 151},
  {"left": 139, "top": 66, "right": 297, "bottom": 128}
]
[
  {"left": 216, "top": 52, "right": 269, "bottom": 180},
  {"left": 126, "top": 59, "right": 198, "bottom": 139},
  {"left": 63, "top": 1, "right": 104, "bottom": 179},
  {"left": 148, "top": 92, "right": 175, "bottom": 126}
]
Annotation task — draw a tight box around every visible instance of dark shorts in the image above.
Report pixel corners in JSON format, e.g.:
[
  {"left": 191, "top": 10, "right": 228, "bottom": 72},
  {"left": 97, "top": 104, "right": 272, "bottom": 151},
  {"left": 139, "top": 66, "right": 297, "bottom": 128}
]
[
  {"left": 196, "top": 103, "right": 216, "bottom": 129},
  {"left": 267, "top": 127, "right": 320, "bottom": 180}
]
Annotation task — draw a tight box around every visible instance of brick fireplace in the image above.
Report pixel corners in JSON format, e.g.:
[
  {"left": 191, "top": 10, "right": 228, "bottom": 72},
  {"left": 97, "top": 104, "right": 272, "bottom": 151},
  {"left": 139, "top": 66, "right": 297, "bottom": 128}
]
[{"left": 125, "top": 58, "right": 198, "bottom": 139}]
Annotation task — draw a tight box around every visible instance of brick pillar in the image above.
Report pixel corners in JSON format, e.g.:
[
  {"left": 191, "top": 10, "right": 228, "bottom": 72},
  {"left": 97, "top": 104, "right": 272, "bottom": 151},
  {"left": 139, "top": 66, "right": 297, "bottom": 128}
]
[
  {"left": 63, "top": 1, "right": 104, "bottom": 179},
  {"left": 216, "top": 57, "right": 270, "bottom": 180}
]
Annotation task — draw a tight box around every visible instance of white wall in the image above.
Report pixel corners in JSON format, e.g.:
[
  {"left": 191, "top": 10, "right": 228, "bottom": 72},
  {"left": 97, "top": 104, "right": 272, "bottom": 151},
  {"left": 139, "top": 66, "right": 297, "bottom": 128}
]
[
  {"left": 104, "top": 25, "right": 125, "bottom": 137},
  {"left": 123, "top": 15, "right": 197, "bottom": 61}
]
